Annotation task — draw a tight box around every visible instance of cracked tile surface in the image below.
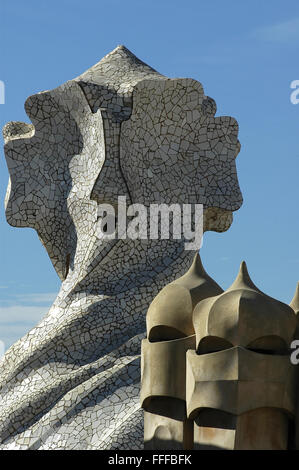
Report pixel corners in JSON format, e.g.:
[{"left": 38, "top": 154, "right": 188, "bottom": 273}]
[{"left": 0, "top": 45, "right": 242, "bottom": 449}]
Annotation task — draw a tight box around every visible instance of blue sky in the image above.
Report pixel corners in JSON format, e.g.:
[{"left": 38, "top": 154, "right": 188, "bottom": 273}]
[{"left": 0, "top": 0, "right": 298, "bottom": 350}]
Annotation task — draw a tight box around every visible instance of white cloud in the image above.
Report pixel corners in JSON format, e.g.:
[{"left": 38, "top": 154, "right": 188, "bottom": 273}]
[
  {"left": 0, "top": 340, "right": 4, "bottom": 358},
  {"left": 0, "top": 305, "right": 50, "bottom": 350},
  {"left": 0, "top": 304, "right": 50, "bottom": 325},
  {"left": 0, "top": 292, "right": 57, "bottom": 350},
  {"left": 14, "top": 292, "right": 58, "bottom": 304},
  {"left": 253, "top": 18, "right": 299, "bottom": 43}
]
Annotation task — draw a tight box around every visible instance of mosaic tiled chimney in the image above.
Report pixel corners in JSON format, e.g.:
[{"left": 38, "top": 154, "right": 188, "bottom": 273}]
[
  {"left": 1, "top": 46, "right": 243, "bottom": 449},
  {"left": 141, "top": 258, "right": 299, "bottom": 450}
]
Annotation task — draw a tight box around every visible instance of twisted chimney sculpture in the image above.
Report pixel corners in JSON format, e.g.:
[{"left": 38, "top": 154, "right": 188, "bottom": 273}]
[{"left": 1, "top": 46, "right": 243, "bottom": 449}]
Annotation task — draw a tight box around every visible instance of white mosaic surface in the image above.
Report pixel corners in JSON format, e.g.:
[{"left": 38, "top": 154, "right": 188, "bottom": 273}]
[{"left": 0, "top": 46, "right": 243, "bottom": 449}]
